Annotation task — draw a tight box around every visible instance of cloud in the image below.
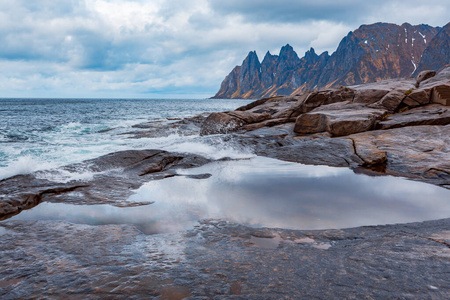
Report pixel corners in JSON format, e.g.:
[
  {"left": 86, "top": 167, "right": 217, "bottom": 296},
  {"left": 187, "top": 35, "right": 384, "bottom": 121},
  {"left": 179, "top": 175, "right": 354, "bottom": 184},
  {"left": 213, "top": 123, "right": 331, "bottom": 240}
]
[{"left": 0, "top": 0, "right": 448, "bottom": 98}]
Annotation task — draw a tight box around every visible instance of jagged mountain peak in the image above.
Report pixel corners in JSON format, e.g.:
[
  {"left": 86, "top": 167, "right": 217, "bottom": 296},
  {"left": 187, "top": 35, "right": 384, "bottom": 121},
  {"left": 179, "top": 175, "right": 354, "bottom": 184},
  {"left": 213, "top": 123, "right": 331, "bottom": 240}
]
[
  {"left": 262, "top": 51, "right": 277, "bottom": 62},
  {"left": 213, "top": 22, "right": 447, "bottom": 99},
  {"left": 244, "top": 50, "right": 260, "bottom": 63},
  {"left": 304, "top": 47, "right": 318, "bottom": 62}
]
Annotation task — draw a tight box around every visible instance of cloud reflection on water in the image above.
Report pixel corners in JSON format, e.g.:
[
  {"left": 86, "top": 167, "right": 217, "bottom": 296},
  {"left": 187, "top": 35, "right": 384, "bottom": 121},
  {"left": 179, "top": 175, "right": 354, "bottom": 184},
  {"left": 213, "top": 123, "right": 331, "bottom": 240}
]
[{"left": 9, "top": 157, "right": 450, "bottom": 234}]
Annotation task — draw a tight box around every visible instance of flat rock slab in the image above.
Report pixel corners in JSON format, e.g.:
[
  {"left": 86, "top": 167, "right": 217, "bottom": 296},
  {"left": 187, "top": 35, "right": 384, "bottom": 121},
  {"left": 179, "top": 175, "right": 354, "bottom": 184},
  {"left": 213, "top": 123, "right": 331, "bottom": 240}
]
[
  {"left": 256, "top": 135, "right": 364, "bottom": 167},
  {"left": 1, "top": 218, "right": 449, "bottom": 298},
  {"left": 377, "top": 104, "right": 450, "bottom": 129}
]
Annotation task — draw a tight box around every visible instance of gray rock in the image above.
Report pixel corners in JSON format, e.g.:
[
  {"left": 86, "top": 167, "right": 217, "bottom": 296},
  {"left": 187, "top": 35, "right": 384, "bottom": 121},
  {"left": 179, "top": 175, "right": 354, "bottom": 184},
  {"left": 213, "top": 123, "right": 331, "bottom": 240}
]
[
  {"left": 2, "top": 217, "right": 449, "bottom": 299},
  {"left": 416, "top": 70, "right": 436, "bottom": 87}
]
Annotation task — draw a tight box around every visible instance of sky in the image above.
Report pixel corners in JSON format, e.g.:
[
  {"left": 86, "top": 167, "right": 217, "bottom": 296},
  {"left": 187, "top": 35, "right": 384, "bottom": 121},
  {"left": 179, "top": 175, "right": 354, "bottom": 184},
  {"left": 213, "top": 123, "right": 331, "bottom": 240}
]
[{"left": 0, "top": 0, "right": 449, "bottom": 98}]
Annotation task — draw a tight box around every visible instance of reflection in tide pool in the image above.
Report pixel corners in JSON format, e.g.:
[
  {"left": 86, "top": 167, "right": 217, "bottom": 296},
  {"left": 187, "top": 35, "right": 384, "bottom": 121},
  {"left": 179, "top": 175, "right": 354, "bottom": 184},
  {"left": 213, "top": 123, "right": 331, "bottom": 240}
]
[{"left": 9, "top": 156, "right": 450, "bottom": 234}]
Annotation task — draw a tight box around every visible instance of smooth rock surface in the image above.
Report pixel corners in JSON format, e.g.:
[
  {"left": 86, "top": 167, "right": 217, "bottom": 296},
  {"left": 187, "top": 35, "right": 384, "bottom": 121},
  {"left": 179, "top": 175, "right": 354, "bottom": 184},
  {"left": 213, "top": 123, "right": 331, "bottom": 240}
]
[{"left": 1, "top": 218, "right": 449, "bottom": 299}]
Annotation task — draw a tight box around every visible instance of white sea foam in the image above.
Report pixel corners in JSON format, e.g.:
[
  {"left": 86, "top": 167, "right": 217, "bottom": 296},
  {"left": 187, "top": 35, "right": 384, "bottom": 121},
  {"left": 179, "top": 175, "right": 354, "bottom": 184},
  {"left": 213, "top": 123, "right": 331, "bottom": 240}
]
[
  {"left": 0, "top": 156, "right": 57, "bottom": 180},
  {"left": 35, "top": 168, "right": 103, "bottom": 183},
  {"left": 130, "top": 134, "right": 254, "bottom": 160}
]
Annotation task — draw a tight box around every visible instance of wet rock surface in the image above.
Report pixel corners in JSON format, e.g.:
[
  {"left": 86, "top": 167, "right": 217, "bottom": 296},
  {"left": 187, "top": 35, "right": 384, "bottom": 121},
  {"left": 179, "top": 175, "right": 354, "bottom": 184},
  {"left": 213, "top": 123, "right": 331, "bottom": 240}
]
[
  {"left": 1, "top": 218, "right": 449, "bottom": 299},
  {"left": 0, "top": 149, "right": 211, "bottom": 220}
]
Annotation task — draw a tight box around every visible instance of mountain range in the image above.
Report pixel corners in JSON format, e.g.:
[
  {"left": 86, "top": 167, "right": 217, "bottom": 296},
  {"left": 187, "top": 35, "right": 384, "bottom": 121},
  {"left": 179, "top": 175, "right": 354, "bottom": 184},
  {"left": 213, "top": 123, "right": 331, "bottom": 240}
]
[{"left": 213, "top": 22, "right": 450, "bottom": 99}]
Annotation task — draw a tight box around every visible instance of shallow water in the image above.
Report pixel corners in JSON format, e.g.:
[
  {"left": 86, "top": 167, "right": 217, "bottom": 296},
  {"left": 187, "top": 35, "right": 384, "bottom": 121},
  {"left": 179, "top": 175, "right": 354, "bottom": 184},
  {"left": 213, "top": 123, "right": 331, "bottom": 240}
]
[{"left": 9, "top": 156, "right": 450, "bottom": 233}]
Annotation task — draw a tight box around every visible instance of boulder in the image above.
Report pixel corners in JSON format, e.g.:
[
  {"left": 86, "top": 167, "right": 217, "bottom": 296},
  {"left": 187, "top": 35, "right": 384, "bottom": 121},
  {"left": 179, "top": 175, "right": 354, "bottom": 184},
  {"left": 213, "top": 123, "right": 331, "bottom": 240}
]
[
  {"left": 415, "top": 70, "right": 436, "bottom": 87},
  {"left": 294, "top": 103, "right": 387, "bottom": 136},
  {"left": 242, "top": 118, "right": 295, "bottom": 131},
  {"left": 200, "top": 111, "right": 271, "bottom": 135},
  {"left": 200, "top": 112, "right": 246, "bottom": 135},
  {"left": 349, "top": 125, "right": 450, "bottom": 183},
  {"left": 293, "top": 113, "right": 328, "bottom": 134}
]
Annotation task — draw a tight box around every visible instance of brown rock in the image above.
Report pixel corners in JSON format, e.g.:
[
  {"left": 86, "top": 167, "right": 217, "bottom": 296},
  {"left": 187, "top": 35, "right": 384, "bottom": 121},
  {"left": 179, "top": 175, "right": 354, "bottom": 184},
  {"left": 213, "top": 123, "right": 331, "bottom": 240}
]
[
  {"left": 227, "top": 111, "right": 271, "bottom": 124},
  {"left": 294, "top": 103, "right": 386, "bottom": 136},
  {"left": 377, "top": 104, "right": 450, "bottom": 129},
  {"left": 242, "top": 118, "right": 295, "bottom": 131},
  {"left": 372, "top": 90, "right": 405, "bottom": 112},
  {"left": 405, "top": 89, "right": 430, "bottom": 105},
  {"left": 328, "top": 114, "right": 382, "bottom": 137},
  {"left": 200, "top": 112, "right": 245, "bottom": 135},
  {"left": 293, "top": 113, "right": 328, "bottom": 134},
  {"left": 352, "top": 89, "right": 390, "bottom": 104},
  {"left": 431, "top": 84, "right": 450, "bottom": 106},
  {"left": 415, "top": 70, "right": 436, "bottom": 87},
  {"left": 286, "top": 92, "right": 313, "bottom": 118},
  {"left": 235, "top": 97, "right": 278, "bottom": 111},
  {"left": 200, "top": 111, "right": 271, "bottom": 135},
  {"left": 289, "top": 88, "right": 355, "bottom": 118}
]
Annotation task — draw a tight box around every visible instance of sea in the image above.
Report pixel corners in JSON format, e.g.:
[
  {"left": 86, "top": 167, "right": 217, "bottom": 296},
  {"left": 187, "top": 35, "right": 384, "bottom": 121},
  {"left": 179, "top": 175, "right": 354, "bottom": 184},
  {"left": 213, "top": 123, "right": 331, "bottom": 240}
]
[{"left": 0, "top": 98, "right": 253, "bottom": 180}]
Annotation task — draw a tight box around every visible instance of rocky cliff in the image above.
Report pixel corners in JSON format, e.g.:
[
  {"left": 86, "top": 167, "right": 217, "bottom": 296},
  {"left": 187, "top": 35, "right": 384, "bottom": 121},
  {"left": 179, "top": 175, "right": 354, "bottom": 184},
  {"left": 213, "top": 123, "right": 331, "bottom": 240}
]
[
  {"left": 213, "top": 22, "right": 449, "bottom": 99},
  {"left": 414, "top": 22, "right": 450, "bottom": 75}
]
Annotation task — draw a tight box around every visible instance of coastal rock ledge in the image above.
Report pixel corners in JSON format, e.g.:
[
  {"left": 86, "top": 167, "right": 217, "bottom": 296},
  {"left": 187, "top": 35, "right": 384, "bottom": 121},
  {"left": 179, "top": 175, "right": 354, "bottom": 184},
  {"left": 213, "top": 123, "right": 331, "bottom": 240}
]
[{"left": 202, "top": 67, "right": 450, "bottom": 188}]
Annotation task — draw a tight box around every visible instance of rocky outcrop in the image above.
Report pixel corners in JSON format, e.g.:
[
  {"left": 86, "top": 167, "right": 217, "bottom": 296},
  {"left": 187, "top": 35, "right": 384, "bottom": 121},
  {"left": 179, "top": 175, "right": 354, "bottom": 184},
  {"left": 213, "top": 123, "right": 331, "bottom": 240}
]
[
  {"left": 204, "top": 66, "right": 450, "bottom": 187},
  {"left": 214, "top": 22, "right": 448, "bottom": 99}
]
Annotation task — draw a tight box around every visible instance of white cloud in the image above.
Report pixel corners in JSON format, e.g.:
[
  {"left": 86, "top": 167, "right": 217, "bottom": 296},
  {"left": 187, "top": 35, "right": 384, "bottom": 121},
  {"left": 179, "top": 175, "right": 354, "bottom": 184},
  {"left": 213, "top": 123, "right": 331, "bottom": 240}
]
[{"left": 0, "top": 0, "right": 448, "bottom": 98}]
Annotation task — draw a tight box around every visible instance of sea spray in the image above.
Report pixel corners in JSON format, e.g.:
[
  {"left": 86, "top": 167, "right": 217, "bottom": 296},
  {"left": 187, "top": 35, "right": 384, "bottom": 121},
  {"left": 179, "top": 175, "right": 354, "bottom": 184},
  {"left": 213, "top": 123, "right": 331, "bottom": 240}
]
[
  {"left": 0, "top": 156, "right": 57, "bottom": 180},
  {"left": 0, "top": 98, "right": 253, "bottom": 180}
]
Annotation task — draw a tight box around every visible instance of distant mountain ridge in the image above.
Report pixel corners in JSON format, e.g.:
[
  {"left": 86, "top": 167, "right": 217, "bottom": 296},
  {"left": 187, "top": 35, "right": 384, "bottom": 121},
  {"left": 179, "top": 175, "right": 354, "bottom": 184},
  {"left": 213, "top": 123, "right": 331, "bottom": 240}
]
[{"left": 213, "top": 22, "right": 450, "bottom": 99}]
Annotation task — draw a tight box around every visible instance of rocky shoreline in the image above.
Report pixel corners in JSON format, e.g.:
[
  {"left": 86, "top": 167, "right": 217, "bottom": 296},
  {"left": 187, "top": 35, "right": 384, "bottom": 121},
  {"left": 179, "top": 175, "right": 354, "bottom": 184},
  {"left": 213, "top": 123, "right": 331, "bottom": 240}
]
[
  {"left": 202, "top": 68, "right": 450, "bottom": 188},
  {"left": 1, "top": 69, "right": 450, "bottom": 298}
]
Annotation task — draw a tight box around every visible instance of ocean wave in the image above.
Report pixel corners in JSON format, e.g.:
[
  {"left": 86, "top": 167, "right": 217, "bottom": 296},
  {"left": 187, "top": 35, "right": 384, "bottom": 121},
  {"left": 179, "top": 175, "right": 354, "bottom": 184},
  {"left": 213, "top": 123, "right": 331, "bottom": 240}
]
[
  {"left": 131, "top": 134, "right": 254, "bottom": 160},
  {"left": 0, "top": 156, "right": 56, "bottom": 180}
]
